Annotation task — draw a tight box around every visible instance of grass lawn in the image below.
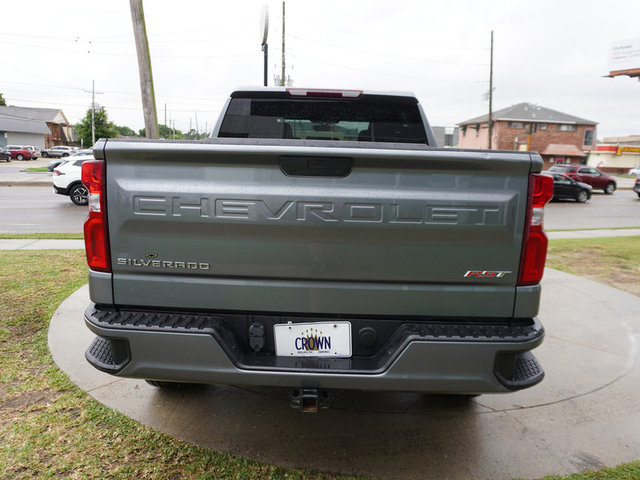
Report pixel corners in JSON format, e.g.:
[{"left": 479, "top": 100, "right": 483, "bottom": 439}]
[
  {"left": 0, "top": 250, "right": 363, "bottom": 479},
  {"left": 1, "top": 241, "right": 639, "bottom": 479},
  {"left": 23, "top": 167, "right": 49, "bottom": 172},
  {"left": 0, "top": 233, "right": 84, "bottom": 240},
  {"left": 546, "top": 236, "right": 640, "bottom": 297}
]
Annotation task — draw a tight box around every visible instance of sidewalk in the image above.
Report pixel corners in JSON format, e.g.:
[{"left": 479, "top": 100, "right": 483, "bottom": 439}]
[
  {"left": 0, "top": 158, "right": 54, "bottom": 186},
  {"left": 0, "top": 172, "right": 52, "bottom": 186},
  {"left": 547, "top": 228, "right": 640, "bottom": 239},
  {"left": 1, "top": 229, "right": 639, "bottom": 250}
]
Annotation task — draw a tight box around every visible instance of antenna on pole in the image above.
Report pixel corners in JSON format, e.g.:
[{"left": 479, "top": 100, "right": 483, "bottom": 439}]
[
  {"left": 280, "top": 1, "right": 286, "bottom": 86},
  {"left": 260, "top": 5, "right": 269, "bottom": 87},
  {"left": 91, "top": 80, "right": 96, "bottom": 146}
]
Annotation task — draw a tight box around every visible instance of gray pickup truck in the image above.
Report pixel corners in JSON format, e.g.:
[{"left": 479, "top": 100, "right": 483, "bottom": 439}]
[{"left": 82, "top": 88, "right": 553, "bottom": 411}]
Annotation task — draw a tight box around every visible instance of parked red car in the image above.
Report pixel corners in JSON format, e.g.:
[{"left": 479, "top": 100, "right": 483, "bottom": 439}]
[
  {"left": 548, "top": 164, "right": 617, "bottom": 194},
  {"left": 5, "top": 145, "right": 36, "bottom": 161}
]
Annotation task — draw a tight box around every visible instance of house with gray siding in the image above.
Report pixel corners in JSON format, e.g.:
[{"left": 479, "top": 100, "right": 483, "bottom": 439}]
[
  {"left": 0, "top": 106, "right": 73, "bottom": 148},
  {"left": 0, "top": 113, "right": 50, "bottom": 149}
]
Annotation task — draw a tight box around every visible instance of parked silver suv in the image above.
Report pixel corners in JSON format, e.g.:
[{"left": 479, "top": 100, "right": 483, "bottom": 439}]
[{"left": 41, "top": 145, "right": 78, "bottom": 158}]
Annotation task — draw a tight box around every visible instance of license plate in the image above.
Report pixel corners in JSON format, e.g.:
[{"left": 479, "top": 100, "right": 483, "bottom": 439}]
[{"left": 274, "top": 322, "right": 352, "bottom": 357}]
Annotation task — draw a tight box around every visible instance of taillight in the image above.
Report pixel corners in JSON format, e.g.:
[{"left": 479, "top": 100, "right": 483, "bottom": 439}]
[
  {"left": 518, "top": 174, "right": 554, "bottom": 286},
  {"left": 82, "top": 160, "right": 111, "bottom": 272}
]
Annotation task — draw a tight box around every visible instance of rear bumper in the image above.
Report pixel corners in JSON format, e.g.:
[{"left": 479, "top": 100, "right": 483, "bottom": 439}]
[
  {"left": 84, "top": 304, "right": 545, "bottom": 393},
  {"left": 53, "top": 184, "right": 69, "bottom": 195}
]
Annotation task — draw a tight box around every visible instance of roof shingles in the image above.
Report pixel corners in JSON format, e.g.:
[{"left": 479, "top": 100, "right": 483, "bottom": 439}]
[
  {"left": 0, "top": 113, "right": 50, "bottom": 135},
  {"left": 459, "top": 103, "right": 597, "bottom": 126}
]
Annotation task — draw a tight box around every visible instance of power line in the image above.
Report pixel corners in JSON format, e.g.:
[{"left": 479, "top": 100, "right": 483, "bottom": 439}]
[
  {"left": 303, "top": 21, "right": 491, "bottom": 51},
  {"left": 289, "top": 54, "right": 488, "bottom": 83},
  {"left": 0, "top": 39, "right": 261, "bottom": 59},
  {"left": 8, "top": 97, "right": 224, "bottom": 114},
  {"left": 294, "top": 36, "right": 489, "bottom": 66}
]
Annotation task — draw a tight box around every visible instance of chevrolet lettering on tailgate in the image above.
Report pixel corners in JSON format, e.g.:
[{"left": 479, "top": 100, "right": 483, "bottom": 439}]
[{"left": 133, "top": 196, "right": 507, "bottom": 227}]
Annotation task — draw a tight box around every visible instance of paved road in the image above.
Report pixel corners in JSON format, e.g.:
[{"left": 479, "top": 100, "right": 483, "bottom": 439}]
[
  {"left": 1, "top": 184, "right": 639, "bottom": 234},
  {"left": 545, "top": 191, "right": 640, "bottom": 230},
  {"left": 0, "top": 157, "right": 52, "bottom": 176},
  {"left": 0, "top": 186, "right": 86, "bottom": 233}
]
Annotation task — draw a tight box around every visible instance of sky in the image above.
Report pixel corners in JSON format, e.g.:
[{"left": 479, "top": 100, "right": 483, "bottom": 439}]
[{"left": 1, "top": 0, "right": 639, "bottom": 139}]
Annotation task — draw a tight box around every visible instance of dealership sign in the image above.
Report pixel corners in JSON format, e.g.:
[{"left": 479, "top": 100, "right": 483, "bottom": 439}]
[{"left": 608, "top": 38, "right": 640, "bottom": 77}]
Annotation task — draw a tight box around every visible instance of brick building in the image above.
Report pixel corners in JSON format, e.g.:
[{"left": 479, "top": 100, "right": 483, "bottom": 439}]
[{"left": 457, "top": 103, "right": 597, "bottom": 169}]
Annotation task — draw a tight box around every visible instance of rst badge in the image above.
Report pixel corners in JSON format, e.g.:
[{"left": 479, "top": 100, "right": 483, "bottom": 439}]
[
  {"left": 274, "top": 322, "right": 352, "bottom": 357},
  {"left": 464, "top": 270, "right": 512, "bottom": 278}
]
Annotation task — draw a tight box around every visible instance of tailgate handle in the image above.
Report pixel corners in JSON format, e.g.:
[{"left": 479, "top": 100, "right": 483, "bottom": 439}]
[{"left": 280, "top": 156, "right": 352, "bottom": 177}]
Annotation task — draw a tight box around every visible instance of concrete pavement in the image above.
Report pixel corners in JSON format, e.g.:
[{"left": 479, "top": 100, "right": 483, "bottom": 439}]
[
  {"left": 547, "top": 228, "right": 640, "bottom": 239},
  {"left": 48, "top": 269, "right": 640, "bottom": 480},
  {"left": 0, "top": 157, "right": 54, "bottom": 186}
]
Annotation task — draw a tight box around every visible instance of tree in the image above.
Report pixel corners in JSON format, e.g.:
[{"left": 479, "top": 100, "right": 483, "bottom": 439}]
[
  {"left": 114, "top": 125, "right": 138, "bottom": 137},
  {"left": 0, "top": 93, "right": 6, "bottom": 106},
  {"left": 139, "top": 124, "right": 185, "bottom": 139},
  {"left": 185, "top": 129, "right": 210, "bottom": 140},
  {"left": 75, "top": 105, "right": 118, "bottom": 147}
]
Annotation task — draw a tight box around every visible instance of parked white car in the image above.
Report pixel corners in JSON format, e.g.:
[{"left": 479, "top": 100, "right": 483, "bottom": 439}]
[
  {"left": 47, "top": 148, "right": 93, "bottom": 172},
  {"left": 24, "top": 146, "right": 40, "bottom": 159},
  {"left": 52, "top": 155, "right": 94, "bottom": 205},
  {"left": 628, "top": 167, "right": 640, "bottom": 177}
]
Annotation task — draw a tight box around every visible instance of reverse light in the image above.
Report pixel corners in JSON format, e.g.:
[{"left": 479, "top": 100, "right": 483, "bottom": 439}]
[
  {"left": 518, "top": 173, "right": 554, "bottom": 286},
  {"left": 81, "top": 160, "right": 111, "bottom": 272}
]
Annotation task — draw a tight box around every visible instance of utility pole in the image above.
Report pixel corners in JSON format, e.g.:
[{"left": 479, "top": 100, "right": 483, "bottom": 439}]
[
  {"left": 261, "top": 5, "right": 269, "bottom": 87},
  {"left": 91, "top": 80, "right": 95, "bottom": 146},
  {"left": 84, "top": 81, "right": 103, "bottom": 146},
  {"left": 488, "top": 30, "right": 494, "bottom": 150},
  {"left": 280, "top": 1, "right": 285, "bottom": 86},
  {"left": 130, "top": 0, "right": 159, "bottom": 139},
  {"left": 164, "top": 103, "right": 167, "bottom": 131}
]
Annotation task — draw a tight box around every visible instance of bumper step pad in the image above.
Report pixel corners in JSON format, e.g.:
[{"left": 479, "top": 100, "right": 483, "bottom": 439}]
[
  {"left": 494, "top": 351, "right": 545, "bottom": 390},
  {"left": 85, "top": 336, "right": 130, "bottom": 374}
]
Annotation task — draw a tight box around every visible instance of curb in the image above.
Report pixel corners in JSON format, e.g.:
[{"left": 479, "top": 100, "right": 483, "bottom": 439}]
[{"left": 0, "top": 180, "right": 52, "bottom": 187}]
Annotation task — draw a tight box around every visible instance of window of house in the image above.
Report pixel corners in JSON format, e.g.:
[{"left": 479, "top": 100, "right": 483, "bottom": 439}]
[
  {"left": 537, "top": 123, "right": 547, "bottom": 130},
  {"left": 584, "top": 130, "right": 594, "bottom": 145},
  {"left": 557, "top": 124, "right": 577, "bottom": 131},
  {"left": 508, "top": 122, "right": 524, "bottom": 128}
]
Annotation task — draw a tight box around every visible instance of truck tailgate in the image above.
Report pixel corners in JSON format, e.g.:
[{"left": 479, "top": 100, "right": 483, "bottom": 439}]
[{"left": 101, "top": 139, "right": 536, "bottom": 318}]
